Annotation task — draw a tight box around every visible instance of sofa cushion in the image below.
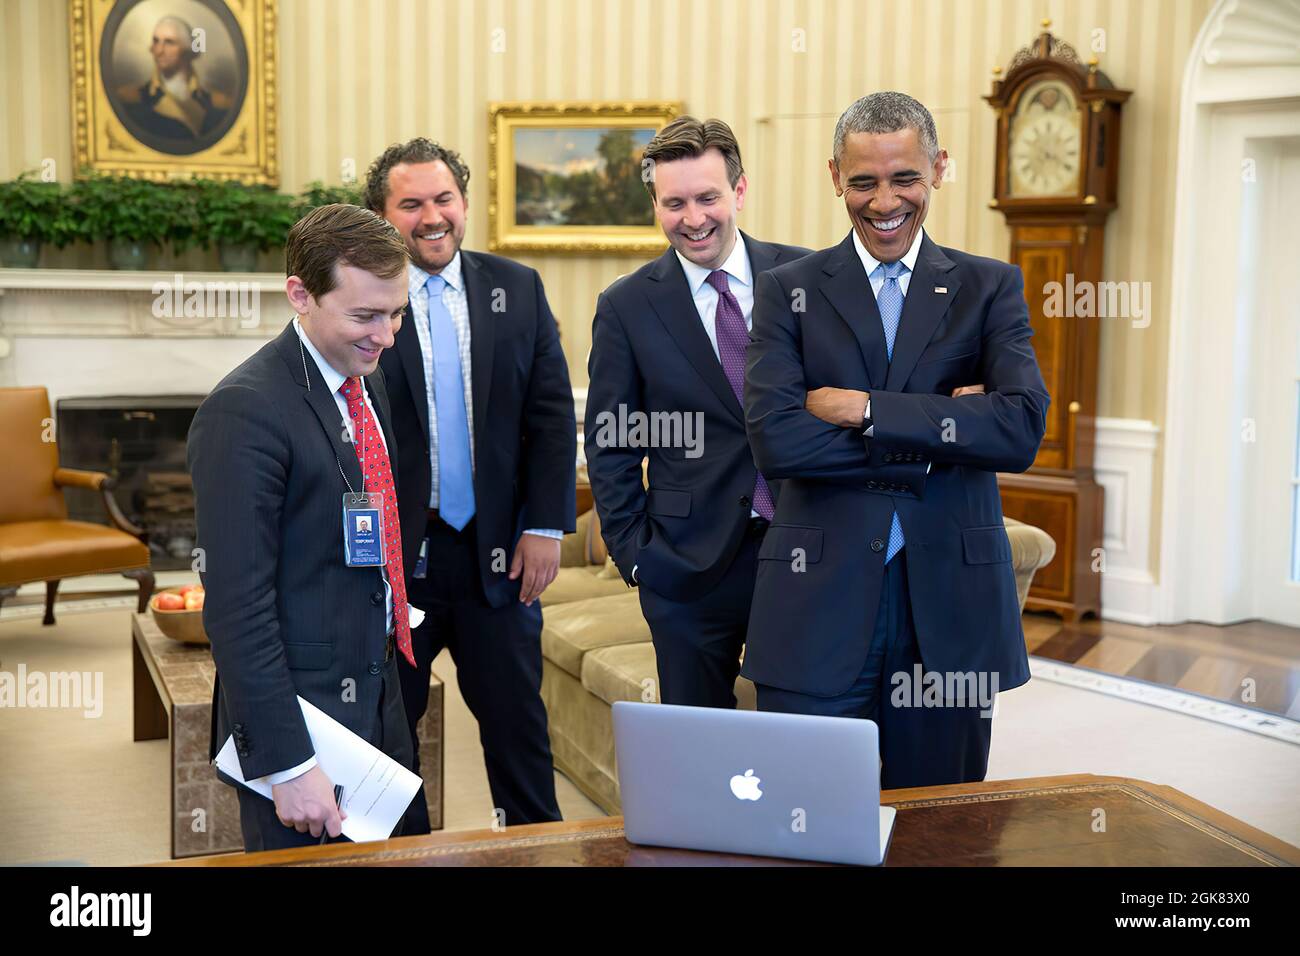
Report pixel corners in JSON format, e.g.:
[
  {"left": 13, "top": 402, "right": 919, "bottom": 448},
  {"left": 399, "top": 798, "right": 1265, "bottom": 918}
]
[
  {"left": 542, "top": 565, "right": 630, "bottom": 606},
  {"left": 582, "top": 641, "right": 660, "bottom": 707},
  {"left": 1003, "top": 518, "right": 1057, "bottom": 611},
  {"left": 540, "top": 590, "right": 651, "bottom": 679},
  {"left": 558, "top": 511, "right": 592, "bottom": 568}
]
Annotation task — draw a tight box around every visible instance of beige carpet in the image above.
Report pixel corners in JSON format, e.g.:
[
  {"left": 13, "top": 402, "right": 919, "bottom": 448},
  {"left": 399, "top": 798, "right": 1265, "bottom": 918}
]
[
  {"left": 1, "top": 605, "right": 1296, "bottom": 865},
  {"left": 0, "top": 605, "right": 603, "bottom": 866}
]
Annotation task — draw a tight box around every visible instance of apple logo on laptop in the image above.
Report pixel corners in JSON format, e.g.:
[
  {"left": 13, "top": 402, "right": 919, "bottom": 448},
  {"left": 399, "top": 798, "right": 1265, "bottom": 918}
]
[{"left": 730, "top": 769, "right": 762, "bottom": 801}]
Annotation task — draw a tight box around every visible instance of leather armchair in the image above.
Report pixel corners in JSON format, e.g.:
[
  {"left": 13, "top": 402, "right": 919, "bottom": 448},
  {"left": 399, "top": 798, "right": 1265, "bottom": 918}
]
[{"left": 0, "top": 387, "right": 154, "bottom": 624}]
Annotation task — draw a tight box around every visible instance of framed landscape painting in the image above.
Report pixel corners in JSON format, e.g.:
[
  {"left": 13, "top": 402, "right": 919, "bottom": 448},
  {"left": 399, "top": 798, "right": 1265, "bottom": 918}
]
[{"left": 488, "top": 101, "right": 682, "bottom": 254}]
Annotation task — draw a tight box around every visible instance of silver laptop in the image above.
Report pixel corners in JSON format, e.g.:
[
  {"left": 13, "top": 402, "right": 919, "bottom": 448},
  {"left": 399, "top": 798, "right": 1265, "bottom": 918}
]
[{"left": 612, "top": 701, "right": 897, "bottom": 866}]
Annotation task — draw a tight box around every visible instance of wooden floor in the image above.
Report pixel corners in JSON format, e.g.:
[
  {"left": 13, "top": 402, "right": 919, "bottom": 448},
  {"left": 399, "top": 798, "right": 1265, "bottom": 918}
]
[{"left": 1024, "top": 613, "right": 1300, "bottom": 719}]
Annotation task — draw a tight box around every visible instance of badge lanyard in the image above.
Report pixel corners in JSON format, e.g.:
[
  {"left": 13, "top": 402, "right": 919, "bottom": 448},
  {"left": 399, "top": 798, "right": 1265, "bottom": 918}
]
[{"left": 300, "top": 335, "right": 387, "bottom": 567}]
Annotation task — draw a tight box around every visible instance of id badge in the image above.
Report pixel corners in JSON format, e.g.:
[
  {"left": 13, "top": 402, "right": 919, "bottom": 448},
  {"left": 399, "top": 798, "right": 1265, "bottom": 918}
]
[
  {"left": 412, "top": 536, "right": 430, "bottom": 579},
  {"left": 343, "top": 492, "right": 386, "bottom": 567}
]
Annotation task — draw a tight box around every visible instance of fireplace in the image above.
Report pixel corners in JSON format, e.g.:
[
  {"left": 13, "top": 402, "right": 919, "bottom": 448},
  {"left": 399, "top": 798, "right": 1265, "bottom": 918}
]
[{"left": 57, "top": 396, "right": 204, "bottom": 572}]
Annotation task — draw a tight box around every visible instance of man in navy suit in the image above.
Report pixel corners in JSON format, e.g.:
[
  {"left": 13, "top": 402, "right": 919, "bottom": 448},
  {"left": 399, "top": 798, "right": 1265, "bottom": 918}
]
[
  {"left": 188, "top": 204, "right": 416, "bottom": 851},
  {"left": 585, "top": 117, "right": 809, "bottom": 708},
  {"left": 743, "top": 92, "right": 1049, "bottom": 788},
  {"left": 367, "top": 139, "right": 576, "bottom": 829}
]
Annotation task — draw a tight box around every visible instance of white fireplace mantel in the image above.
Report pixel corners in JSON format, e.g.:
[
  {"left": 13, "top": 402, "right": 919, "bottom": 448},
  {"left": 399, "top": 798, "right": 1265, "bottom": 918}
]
[
  {"left": 0, "top": 268, "right": 294, "bottom": 403},
  {"left": 0, "top": 267, "right": 292, "bottom": 338}
]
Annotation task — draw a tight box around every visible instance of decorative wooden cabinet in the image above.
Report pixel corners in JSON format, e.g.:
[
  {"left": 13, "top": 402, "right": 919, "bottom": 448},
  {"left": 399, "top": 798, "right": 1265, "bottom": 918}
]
[{"left": 985, "top": 22, "right": 1129, "bottom": 621}]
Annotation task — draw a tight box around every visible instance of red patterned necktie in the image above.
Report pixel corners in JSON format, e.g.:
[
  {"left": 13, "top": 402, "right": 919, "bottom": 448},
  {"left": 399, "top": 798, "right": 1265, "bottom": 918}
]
[{"left": 339, "top": 377, "right": 415, "bottom": 668}]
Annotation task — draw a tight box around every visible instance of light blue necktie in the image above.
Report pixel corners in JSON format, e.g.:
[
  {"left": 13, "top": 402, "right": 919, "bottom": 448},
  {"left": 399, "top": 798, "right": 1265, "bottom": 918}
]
[
  {"left": 873, "top": 260, "right": 908, "bottom": 563},
  {"left": 425, "top": 274, "right": 475, "bottom": 530}
]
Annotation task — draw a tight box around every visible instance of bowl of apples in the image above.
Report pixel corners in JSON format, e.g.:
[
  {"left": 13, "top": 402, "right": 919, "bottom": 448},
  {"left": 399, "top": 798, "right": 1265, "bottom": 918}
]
[{"left": 149, "top": 584, "right": 208, "bottom": 645}]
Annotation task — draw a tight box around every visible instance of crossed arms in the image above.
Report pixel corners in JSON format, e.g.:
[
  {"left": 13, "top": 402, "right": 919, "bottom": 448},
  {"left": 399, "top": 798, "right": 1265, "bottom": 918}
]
[{"left": 744, "top": 265, "right": 1049, "bottom": 487}]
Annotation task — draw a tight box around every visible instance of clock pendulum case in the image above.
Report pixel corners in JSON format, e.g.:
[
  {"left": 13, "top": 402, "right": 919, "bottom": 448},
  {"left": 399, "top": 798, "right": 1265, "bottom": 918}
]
[{"left": 985, "top": 21, "right": 1130, "bottom": 622}]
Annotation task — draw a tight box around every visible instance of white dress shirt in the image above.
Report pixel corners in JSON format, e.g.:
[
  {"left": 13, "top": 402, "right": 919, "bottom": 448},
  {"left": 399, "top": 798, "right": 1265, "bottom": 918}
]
[
  {"left": 852, "top": 226, "right": 924, "bottom": 299},
  {"left": 674, "top": 231, "right": 755, "bottom": 361},
  {"left": 675, "top": 234, "right": 759, "bottom": 523},
  {"left": 853, "top": 227, "right": 925, "bottom": 439}
]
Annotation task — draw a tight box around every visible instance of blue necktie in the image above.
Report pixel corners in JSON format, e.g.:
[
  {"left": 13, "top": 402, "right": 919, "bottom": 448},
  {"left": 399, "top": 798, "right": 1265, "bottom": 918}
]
[
  {"left": 425, "top": 274, "right": 475, "bottom": 530},
  {"left": 873, "top": 260, "right": 907, "bottom": 563}
]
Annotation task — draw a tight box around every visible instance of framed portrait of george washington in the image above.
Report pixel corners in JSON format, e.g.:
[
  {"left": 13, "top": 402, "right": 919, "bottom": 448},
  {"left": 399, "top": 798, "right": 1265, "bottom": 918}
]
[
  {"left": 488, "top": 102, "right": 682, "bottom": 254},
  {"left": 70, "top": 0, "right": 278, "bottom": 184}
]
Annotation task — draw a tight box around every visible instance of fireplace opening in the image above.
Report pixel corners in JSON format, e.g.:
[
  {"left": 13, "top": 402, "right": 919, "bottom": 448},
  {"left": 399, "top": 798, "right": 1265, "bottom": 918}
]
[{"left": 56, "top": 396, "right": 205, "bottom": 573}]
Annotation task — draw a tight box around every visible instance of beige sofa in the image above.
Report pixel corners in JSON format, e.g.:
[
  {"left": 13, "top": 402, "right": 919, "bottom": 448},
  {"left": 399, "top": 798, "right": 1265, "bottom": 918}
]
[{"left": 540, "top": 509, "right": 1056, "bottom": 814}]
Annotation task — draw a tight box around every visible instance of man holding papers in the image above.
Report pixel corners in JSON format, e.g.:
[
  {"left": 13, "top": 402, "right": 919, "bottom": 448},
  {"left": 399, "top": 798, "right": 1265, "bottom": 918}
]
[{"left": 188, "top": 204, "right": 419, "bottom": 851}]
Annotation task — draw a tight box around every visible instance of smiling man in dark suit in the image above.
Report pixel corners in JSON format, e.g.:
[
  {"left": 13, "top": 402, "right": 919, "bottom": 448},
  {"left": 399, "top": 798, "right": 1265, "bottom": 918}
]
[
  {"left": 743, "top": 92, "right": 1049, "bottom": 789},
  {"left": 368, "top": 139, "right": 576, "bottom": 830},
  {"left": 188, "top": 204, "right": 415, "bottom": 851},
  {"left": 585, "top": 117, "right": 810, "bottom": 708}
]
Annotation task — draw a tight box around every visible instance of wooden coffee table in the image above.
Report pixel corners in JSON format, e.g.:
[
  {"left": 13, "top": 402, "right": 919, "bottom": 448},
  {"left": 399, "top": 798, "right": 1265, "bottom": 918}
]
[
  {"left": 131, "top": 612, "right": 444, "bottom": 858},
  {"left": 159, "top": 773, "right": 1299, "bottom": 866}
]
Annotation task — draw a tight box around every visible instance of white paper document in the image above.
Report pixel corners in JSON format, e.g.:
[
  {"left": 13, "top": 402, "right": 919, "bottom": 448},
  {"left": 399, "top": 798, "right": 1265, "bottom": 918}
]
[{"left": 214, "top": 695, "right": 423, "bottom": 844}]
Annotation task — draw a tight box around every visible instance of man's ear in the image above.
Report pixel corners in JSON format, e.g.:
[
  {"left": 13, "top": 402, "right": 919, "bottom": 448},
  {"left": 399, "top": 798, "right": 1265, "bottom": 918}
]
[
  {"left": 733, "top": 173, "right": 749, "bottom": 212},
  {"left": 932, "top": 149, "right": 950, "bottom": 189},
  {"left": 285, "top": 275, "right": 312, "bottom": 315},
  {"left": 828, "top": 158, "right": 844, "bottom": 197}
]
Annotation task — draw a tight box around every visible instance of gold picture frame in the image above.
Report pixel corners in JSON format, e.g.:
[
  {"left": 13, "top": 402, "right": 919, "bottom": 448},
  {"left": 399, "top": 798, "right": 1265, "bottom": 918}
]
[
  {"left": 488, "top": 101, "right": 682, "bottom": 255},
  {"left": 70, "top": 0, "right": 278, "bottom": 184}
]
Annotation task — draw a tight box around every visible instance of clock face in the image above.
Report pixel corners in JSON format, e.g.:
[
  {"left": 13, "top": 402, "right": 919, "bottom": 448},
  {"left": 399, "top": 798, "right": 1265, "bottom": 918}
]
[{"left": 1007, "top": 79, "right": 1082, "bottom": 198}]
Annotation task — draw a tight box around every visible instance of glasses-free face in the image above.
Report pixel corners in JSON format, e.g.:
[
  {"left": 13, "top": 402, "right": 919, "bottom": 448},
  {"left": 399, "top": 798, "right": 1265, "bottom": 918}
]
[
  {"left": 830, "top": 127, "right": 947, "bottom": 264},
  {"left": 651, "top": 148, "right": 747, "bottom": 272},
  {"left": 150, "top": 23, "right": 189, "bottom": 76},
  {"left": 381, "top": 161, "right": 468, "bottom": 276},
  {"left": 287, "top": 263, "right": 408, "bottom": 379}
]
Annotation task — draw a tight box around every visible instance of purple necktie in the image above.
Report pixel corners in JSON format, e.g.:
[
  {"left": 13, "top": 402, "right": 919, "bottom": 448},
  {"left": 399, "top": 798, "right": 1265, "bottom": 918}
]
[{"left": 706, "top": 269, "right": 774, "bottom": 521}]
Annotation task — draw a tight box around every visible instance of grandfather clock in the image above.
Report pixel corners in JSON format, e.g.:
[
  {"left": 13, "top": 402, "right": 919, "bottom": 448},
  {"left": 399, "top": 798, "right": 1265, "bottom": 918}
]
[{"left": 985, "top": 21, "right": 1130, "bottom": 622}]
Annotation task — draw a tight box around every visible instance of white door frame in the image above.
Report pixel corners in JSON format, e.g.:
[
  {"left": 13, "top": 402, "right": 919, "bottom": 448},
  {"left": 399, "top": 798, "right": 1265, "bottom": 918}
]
[{"left": 1158, "top": 0, "right": 1300, "bottom": 624}]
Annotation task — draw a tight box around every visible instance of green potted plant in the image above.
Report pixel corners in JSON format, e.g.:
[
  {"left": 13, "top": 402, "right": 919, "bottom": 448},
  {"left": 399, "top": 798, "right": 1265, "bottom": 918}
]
[
  {"left": 195, "top": 179, "right": 298, "bottom": 271},
  {"left": 295, "top": 180, "right": 365, "bottom": 218},
  {"left": 71, "top": 173, "right": 177, "bottom": 269},
  {"left": 166, "top": 178, "right": 206, "bottom": 259},
  {"left": 0, "top": 173, "right": 75, "bottom": 267}
]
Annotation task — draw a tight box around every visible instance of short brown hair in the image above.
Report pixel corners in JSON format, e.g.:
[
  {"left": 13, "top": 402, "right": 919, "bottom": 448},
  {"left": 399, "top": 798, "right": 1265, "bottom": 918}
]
[
  {"left": 364, "top": 138, "right": 471, "bottom": 213},
  {"left": 641, "top": 116, "right": 744, "bottom": 200},
  {"left": 285, "top": 203, "right": 410, "bottom": 299}
]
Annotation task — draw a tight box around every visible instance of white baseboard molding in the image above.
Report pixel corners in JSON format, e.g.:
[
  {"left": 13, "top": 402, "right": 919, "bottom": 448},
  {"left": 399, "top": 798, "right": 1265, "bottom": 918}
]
[
  {"left": 1094, "top": 417, "right": 1161, "bottom": 625},
  {"left": 1098, "top": 569, "right": 1160, "bottom": 625}
]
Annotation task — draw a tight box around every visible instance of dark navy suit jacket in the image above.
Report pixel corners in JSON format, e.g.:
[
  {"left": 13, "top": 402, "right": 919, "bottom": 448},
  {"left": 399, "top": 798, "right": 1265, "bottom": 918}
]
[
  {"left": 584, "top": 232, "right": 810, "bottom": 603},
  {"left": 188, "top": 323, "right": 402, "bottom": 777},
  {"left": 742, "top": 232, "right": 1048, "bottom": 697},
  {"left": 378, "top": 250, "right": 577, "bottom": 609}
]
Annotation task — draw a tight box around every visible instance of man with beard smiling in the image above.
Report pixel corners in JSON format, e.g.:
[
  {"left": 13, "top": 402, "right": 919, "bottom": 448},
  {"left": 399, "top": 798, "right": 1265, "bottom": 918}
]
[
  {"left": 585, "top": 117, "right": 809, "bottom": 708},
  {"left": 742, "top": 92, "right": 1049, "bottom": 788},
  {"left": 367, "top": 139, "right": 576, "bottom": 830}
]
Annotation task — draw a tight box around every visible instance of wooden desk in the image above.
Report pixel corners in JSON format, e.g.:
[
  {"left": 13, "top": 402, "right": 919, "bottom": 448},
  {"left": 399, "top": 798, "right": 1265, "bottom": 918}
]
[
  {"left": 132, "top": 613, "right": 445, "bottom": 859},
  {"left": 160, "top": 773, "right": 1299, "bottom": 867}
]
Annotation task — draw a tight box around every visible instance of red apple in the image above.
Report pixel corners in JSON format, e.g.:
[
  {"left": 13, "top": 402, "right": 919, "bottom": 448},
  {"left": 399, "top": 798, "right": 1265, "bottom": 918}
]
[
  {"left": 178, "top": 584, "right": 200, "bottom": 597},
  {"left": 155, "top": 593, "right": 184, "bottom": 611},
  {"left": 184, "top": 591, "right": 205, "bottom": 611}
]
